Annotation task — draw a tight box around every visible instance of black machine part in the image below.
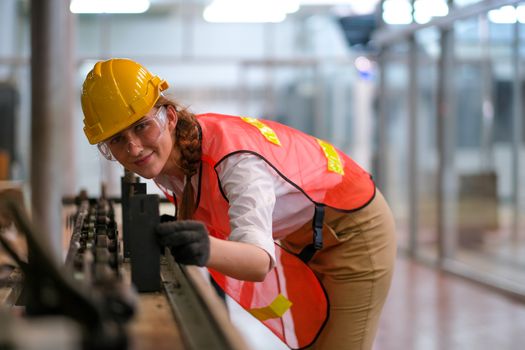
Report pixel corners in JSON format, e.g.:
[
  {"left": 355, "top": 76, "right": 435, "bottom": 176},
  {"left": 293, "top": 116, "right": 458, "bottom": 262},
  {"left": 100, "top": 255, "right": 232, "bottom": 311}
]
[
  {"left": 128, "top": 194, "right": 161, "bottom": 292},
  {"left": 0, "top": 198, "right": 130, "bottom": 350}
]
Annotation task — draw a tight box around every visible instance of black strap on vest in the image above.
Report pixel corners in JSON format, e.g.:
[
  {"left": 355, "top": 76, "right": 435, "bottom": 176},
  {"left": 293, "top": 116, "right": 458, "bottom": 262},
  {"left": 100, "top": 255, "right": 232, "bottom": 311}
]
[{"left": 298, "top": 205, "right": 325, "bottom": 263}]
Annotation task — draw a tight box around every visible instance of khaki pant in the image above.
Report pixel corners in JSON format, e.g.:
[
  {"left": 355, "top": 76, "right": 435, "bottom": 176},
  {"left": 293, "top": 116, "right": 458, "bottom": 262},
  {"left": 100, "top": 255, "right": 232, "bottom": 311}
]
[{"left": 281, "top": 190, "right": 397, "bottom": 350}]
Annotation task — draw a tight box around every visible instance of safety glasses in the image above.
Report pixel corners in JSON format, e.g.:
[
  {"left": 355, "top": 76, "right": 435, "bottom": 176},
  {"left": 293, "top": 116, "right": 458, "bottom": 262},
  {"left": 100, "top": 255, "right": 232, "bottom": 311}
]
[{"left": 97, "top": 105, "right": 168, "bottom": 161}]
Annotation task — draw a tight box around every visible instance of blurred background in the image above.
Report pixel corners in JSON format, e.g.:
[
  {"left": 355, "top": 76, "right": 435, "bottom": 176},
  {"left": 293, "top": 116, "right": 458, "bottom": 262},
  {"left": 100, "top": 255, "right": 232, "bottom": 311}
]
[{"left": 1, "top": 0, "right": 525, "bottom": 348}]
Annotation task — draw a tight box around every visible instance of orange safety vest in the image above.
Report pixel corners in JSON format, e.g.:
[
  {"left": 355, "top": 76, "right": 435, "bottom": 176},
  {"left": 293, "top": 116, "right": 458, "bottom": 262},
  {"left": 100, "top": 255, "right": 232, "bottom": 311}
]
[{"left": 159, "top": 113, "right": 375, "bottom": 349}]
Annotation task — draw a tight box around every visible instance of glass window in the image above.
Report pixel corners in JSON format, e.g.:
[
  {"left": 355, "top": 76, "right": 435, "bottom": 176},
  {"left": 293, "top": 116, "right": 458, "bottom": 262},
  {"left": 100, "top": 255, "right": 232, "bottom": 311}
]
[
  {"left": 382, "top": 43, "right": 410, "bottom": 250},
  {"left": 451, "top": 14, "right": 525, "bottom": 289}
]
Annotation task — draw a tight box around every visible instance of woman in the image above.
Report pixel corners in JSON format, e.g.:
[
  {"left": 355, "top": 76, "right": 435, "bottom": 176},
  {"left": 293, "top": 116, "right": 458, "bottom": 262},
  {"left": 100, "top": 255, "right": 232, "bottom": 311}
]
[{"left": 81, "top": 58, "right": 396, "bottom": 350}]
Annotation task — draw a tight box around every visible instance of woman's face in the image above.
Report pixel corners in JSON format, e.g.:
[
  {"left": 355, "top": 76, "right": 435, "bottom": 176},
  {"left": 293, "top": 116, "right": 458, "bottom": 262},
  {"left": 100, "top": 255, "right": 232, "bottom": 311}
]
[{"left": 110, "top": 105, "right": 178, "bottom": 179}]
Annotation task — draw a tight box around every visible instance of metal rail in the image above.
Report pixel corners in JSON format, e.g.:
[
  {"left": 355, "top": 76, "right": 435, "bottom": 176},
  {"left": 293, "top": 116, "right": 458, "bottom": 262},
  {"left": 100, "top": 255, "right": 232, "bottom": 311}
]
[
  {"left": 161, "top": 252, "right": 249, "bottom": 350},
  {"left": 373, "top": 0, "right": 523, "bottom": 46}
]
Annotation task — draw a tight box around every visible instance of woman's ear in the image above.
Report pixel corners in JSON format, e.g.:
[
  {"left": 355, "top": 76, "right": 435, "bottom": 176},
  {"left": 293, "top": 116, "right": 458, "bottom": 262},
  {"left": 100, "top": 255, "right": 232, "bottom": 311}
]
[{"left": 166, "top": 104, "right": 178, "bottom": 131}]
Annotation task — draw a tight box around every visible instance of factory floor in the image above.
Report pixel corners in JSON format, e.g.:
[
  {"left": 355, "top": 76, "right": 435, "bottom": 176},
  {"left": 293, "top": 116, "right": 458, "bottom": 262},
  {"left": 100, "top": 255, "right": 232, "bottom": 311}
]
[{"left": 228, "top": 254, "right": 525, "bottom": 350}]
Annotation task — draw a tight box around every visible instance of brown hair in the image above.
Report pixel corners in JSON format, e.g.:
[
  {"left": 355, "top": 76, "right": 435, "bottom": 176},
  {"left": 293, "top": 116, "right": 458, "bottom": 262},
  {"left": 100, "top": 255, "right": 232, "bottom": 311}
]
[{"left": 157, "top": 95, "right": 201, "bottom": 219}]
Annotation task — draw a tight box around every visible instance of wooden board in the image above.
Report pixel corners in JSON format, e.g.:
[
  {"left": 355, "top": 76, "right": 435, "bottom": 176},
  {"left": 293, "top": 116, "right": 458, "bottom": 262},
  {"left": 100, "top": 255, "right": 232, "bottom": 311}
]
[{"left": 128, "top": 291, "right": 187, "bottom": 350}]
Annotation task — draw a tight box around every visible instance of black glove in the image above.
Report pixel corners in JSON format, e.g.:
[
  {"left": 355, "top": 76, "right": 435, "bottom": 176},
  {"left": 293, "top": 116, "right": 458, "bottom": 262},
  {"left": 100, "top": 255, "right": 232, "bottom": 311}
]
[
  {"left": 160, "top": 214, "right": 176, "bottom": 223},
  {"left": 155, "top": 220, "right": 210, "bottom": 267}
]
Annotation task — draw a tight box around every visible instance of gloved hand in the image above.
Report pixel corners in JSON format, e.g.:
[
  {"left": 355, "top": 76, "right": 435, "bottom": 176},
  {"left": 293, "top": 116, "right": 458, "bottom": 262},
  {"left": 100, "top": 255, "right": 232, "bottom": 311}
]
[{"left": 155, "top": 220, "right": 210, "bottom": 267}]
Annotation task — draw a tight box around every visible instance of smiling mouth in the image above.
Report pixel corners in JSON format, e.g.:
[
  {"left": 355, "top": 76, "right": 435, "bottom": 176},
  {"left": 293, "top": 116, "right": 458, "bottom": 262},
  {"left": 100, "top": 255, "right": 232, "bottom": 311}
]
[{"left": 134, "top": 152, "right": 153, "bottom": 166}]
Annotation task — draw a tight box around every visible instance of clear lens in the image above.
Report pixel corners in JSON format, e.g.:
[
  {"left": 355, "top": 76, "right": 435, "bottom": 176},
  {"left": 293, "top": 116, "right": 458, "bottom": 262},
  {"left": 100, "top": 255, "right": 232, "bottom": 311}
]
[
  {"left": 97, "top": 106, "right": 167, "bottom": 161},
  {"left": 97, "top": 142, "right": 115, "bottom": 161}
]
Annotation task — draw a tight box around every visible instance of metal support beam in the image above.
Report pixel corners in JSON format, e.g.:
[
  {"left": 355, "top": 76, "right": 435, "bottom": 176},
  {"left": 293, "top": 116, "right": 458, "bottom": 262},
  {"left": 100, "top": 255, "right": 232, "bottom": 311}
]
[
  {"left": 436, "top": 8, "right": 457, "bottom": 262},
  {"left": 479, "top": 14, "right": 495, "bottom": 170},
  {"left": 30, "top": 0, "right": 74, "bottom": 256},
  {"left": 512, "top": 13, "right": 522, "bottom": 241},
  {"left": 375, "top": 48, "right": 388, "bottom": 191},
  {"left": 374, "top": 0, "right": 522, "bottom": 46},
  {"left": 408, "top": 33, "right": 419, "bottom": 256}
]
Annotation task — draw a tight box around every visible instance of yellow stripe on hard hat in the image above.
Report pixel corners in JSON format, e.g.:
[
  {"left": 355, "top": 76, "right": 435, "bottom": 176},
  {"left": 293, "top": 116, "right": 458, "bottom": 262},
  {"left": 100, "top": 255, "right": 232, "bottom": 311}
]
[{"left": 248, "top": 294, "right": 293, "bottom": 321}]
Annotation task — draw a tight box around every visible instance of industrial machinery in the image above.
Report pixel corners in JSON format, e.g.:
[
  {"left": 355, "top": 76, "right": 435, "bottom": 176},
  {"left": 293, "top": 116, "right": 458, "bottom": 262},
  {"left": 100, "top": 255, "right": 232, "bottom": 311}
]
[{"left": 0, "top": 176, "right": 249, "bottom": 350}]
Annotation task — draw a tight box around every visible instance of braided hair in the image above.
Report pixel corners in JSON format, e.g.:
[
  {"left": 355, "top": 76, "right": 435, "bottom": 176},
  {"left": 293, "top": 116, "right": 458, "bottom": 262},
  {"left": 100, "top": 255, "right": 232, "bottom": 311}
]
[{"left": 157, "top": 95, "right": 201, "bottom": 219}]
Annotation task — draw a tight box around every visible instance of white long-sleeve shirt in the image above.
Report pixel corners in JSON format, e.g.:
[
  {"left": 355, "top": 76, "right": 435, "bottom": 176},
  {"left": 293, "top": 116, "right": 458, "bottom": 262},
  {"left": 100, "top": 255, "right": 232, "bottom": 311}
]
[{"left": 154, "top": 153, "right": 315, "bottom": 265}]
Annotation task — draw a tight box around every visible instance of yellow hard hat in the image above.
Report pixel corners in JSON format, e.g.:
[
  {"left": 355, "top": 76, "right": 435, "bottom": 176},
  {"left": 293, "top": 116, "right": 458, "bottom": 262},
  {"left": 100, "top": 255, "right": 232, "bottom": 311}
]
[{"left": 81, "top": 58, "right": 169, "bottom": 144}]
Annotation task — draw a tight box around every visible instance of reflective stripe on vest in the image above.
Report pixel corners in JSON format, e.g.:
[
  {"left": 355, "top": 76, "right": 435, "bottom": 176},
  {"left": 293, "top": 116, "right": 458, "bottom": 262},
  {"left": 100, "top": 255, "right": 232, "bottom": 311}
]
[
  {"left": 248, "top": 293, "right": 293, "bottom": 321},
  {"left": 316, "top": 138, "right": 344, "bottom": 175},
  {"left": 240, "top": 116, "right": 282, "bottom": 146},
  {"left": 240, "top": 116, "right": 345, "bottom": 177}
]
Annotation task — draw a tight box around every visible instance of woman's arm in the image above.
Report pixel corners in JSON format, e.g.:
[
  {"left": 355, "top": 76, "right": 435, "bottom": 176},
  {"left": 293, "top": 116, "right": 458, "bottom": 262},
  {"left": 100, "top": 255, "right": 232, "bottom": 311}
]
[
  {"left": 215, "top": 153, "right": 278, "bottom": 282},
  {"left": 207, "top": 236, "right": 272, "bottom": 282}
]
